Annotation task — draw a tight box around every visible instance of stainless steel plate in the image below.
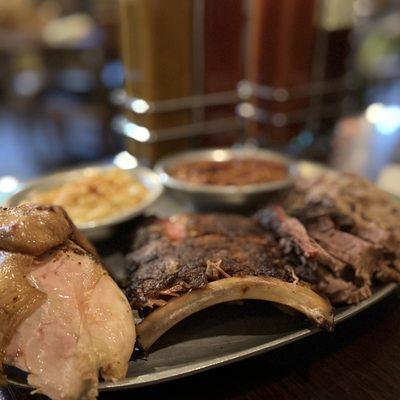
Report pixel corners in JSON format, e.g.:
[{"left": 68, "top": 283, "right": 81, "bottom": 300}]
[
  {"left": 101, "top": 283, "right": 398, "bottom": 390},
  {"left": 7, "top": 160, "right": 399, "bottom": 391},
  {"left": 7, "top": 283, "right": 398, "bottom": 391},
  {"left": 154, "top": 147, "right": 298, "bottom": 209}
]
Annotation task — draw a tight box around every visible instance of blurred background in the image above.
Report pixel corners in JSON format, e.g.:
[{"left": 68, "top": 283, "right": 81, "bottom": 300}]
[{"left": 1, "top": 0, "right": 400, "bottom": 190}]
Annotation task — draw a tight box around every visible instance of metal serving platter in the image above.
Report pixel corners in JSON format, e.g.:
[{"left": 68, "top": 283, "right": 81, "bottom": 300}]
[
  {"left": 7, "top": 160, "right": 399, "bottom": 391},
  {"left": 154, "top": 147, "right": 298, "bottom": 209},
  {"left": 96, "top": 285, "right": 398, "bottom": 391}
]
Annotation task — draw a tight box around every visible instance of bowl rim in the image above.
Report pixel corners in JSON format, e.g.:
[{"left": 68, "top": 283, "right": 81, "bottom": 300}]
[
  {"left": 154, "top": 147, "right": 298, "bottom": 195},
  {"left": 6, "top": 164, "right": 164, "bottom": 231}
]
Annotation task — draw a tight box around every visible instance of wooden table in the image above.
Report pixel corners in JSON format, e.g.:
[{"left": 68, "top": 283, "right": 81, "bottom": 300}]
[{"left": 3, "top": 287, "right": 399, "bottom": 400}]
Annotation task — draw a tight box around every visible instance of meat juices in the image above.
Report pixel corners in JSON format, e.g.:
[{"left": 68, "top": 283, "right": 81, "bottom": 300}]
[{"left": 0, "top": 205, "right": 135, "bottom": 400}]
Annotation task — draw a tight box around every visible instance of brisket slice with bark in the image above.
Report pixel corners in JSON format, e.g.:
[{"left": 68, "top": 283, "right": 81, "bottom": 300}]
[
  {"left": 254, "top": 206, "right": 374, "bottom": 304},
  {"left": 288, "top": 173, "right": 400, "bottom": 279},
  {"left": 124, "top": 213, "right": 333, "bottom": 350},
  {"left": 255, "top": 173, "right": 400, "bottom": 305},
  {"left": 283, "top": 172, "right": 400, "bottom": 255}
]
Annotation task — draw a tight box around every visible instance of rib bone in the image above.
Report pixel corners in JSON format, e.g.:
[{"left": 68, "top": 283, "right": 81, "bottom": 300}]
[{"left": 137, "top": 276, "right": 334, "bottom": 351}]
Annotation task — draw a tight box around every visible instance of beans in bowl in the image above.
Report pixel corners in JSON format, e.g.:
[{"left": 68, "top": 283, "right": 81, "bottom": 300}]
[{"left": 167, "top": 158, "right": 288, "bottom": 186}]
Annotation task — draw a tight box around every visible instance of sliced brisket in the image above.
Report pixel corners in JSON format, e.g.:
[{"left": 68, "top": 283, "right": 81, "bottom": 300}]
[
  {"left": 283, "top": 173, "right": 400, "bottom": 253},
  {"left": 255, "top": 172, "right": 400, "bottom": 304},
  {"left": 254, "top": 206, "right": 372, "bottom": 304},
  {"left": 306, "top": 216, "right": 383, "bottom": 285}
]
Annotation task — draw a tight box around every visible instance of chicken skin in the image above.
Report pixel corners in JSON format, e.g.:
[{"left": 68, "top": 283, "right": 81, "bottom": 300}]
[{"left": 0, "top": 205, "right": 135, "bottom": 400}]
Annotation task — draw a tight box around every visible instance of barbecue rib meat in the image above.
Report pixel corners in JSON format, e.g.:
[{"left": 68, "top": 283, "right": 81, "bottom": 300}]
[
  {"left": 0, "top": 205, "right": 135, "bottom": 400},
  {"left": 255, "top": 173, "right": 400, "bottom": 304},
  {"left": 124, "top": 213, "right": 333, "bottom": 350},
  {"left": 127, "top": 214, "right": 291, "bottom": 308}
]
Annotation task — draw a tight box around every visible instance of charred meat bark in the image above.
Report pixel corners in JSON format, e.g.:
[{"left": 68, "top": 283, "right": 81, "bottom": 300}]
[
  {"left": 124, "top": 213, "right": 334, "bottom": 350},
  {"left": 126, "top": 214, "right": 291, "bottom": 309},
  {"left": 255, "top": 206, "right": 373, "bottom": 303},
  {"left": 255, "top": 173, "right": 400, "bottom": 304},
  {"left": 283, "top": 173, "right": 400, "bottom": 255}
]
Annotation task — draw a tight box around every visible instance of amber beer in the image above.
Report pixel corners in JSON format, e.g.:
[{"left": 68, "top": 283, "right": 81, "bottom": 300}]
[
  {"left": 245, "top": 0, "right": 353, "bottom": 146},
  {"left": 118, "top": 0, "right": 193, "bottom": 163}
]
